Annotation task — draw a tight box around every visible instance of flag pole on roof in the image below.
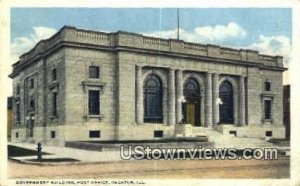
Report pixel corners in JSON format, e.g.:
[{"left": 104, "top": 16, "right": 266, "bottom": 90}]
[{"left": 177, "top": 8, "right": 180, "bottom": 40}]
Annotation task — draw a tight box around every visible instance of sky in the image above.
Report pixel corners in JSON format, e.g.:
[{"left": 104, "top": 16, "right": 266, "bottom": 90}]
[{"left": 9, "top": 8, "right": 292, "bottom": 93}]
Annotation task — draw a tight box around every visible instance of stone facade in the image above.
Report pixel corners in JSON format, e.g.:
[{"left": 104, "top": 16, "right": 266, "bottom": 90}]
[{"left": 9, "top": 26, "right": 286, "bottom": 145}]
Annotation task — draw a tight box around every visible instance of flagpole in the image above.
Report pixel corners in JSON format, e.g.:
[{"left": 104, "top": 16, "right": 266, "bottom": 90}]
[{"left": 177, "top": 8, "right": 179, "bottom": 40}]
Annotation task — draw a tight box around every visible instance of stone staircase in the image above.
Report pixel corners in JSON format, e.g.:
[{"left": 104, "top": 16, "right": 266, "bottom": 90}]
[{"left": 190, "top": 127, "right": 290, "bottom": 156}]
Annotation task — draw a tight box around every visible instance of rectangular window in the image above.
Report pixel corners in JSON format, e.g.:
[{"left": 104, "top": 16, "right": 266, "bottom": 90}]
[
  {"left": 88, "top": 90, "right": 100, "bottom": 115},
  {"left": 264, "top": 82, "right": 271, "bottom": 91},
  {"left": 16, "top": 103, "right": 20, "bottom": 122},
  {"left": 16, "top": 85, "right": 20, "bottom": 95},
  {"left": 229, "top": 131, "right": 237, "bottom": 136},
  {"left": 265, "top": 131, "right": 272, "bottom": 137},
  {"left": 29, "top": 99, "right": 35, "bottom": 111},
  {"left": 52, "top": 92, "right": 57, "bottom": 116},
  {"left": 16, "top": 132, "right": 19, "bottom": 138},
  {"left": 51, "top": 131, "right": 56, "bottom": 138},
  {"left": 30, "top": 78, "right": 34, "bottom": 89},
  {"left": 89, "top": 130, "right": 101, "bottom": 138},
  {"left": 264, "top": 100, "right": 272, "bottom": 120},
  {"left": 52, "top": 69, "right": 57, "bottom": 81},
  {"left": 154, "top": 130, "right": 163, "bottom": 138},
  {"left": 89, "top": 66, "right": 99, "bottom": 79}
]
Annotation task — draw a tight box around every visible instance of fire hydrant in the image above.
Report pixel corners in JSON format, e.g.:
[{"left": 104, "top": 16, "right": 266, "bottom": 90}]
[{"left": 37, "top": 143, "right": 42, "bottom": 161}]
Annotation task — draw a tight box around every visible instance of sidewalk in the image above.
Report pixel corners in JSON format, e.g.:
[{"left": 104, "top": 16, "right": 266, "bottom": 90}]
[{"left": 8, "top": 142, "right": 122, "bottom": 163}]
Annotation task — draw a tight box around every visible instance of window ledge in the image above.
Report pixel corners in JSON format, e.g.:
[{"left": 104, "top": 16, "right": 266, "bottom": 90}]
[
  {"left": 261, "top": 92, "right": 275, "bottom": 97},
  {"left": 28, "top": 108, "right": 35, "bottom": 112},
  {"left": 82, "top": 81, "right": 106, "bottom": 87},
  {"left": 263, "top": 119, "right": 273, "bottom": 123},
  {"left": 48, "top": 81, "right": 59, "bottom": 89},
  {"left": 14, "top": 96, "right": 20, "bottom": 101},
  {"left": 84, "top": 114, "right": 104, "bottom": 120},
  {"left": 50, "top": 115, "right": 59, "bottom": 119}
]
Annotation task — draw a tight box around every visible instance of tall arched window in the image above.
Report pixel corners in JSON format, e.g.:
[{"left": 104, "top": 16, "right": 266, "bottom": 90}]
[
  {"left": 219, "top": 80, "right": 234, "bottom": 124},
  {"left": 144, "top": 74, "right": 163, "bottom": 123}
]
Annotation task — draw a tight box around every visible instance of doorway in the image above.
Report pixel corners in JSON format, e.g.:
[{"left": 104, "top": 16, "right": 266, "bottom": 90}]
[
  {"left": 183, "top": 101, "right": 200, "bottom": 126},
  {"left": 182, "top": 78, "right": 201, "bottom": 126}
]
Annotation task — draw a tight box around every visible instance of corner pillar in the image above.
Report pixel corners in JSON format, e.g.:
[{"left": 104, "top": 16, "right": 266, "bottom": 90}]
[
  {"left": 239, "top": 76, "right": 246, "bottom": 126},
  {"left": 136, "top": 65, "right": 143, "bottom": 124}
]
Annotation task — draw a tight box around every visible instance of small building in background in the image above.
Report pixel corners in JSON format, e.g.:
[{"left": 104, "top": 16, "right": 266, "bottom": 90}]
[
  {"left": 7, "top": 96, "right": 13, "bottom": 141},
  {"left": 283, "top": 85, "right": 290, "bottom": 139}
]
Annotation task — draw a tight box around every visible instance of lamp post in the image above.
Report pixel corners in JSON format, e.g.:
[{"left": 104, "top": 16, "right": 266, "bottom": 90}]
[
  {"left": 26, "top": 115, "right": 35, "bottom": 137},
  {"left": 216, "top": 98, "right": 223, "bottom": 125},
  {"left": 178, "top": 96, "right": 186, "bottom": 124},
  {"left": 217, "top": 97, "right": 223, "bottom": 105}
]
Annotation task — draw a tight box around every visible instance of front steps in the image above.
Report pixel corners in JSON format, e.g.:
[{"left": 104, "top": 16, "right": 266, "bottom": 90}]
[{"left": 189, "top": 127, "right": 290, "bottom": 156}]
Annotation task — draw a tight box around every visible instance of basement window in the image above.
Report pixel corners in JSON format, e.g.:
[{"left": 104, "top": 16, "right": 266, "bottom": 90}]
[
  {"left": 154, "top": 130, "right": 163, "bottom": 138},
  {"left": 265, "top": 131, "right": 272, "bottom": 137},
  {"left": 229, "top": 131, "right": 237, "bottom": 136},
  {"left": 89, "top": 130, "right": 101, "bottom": 138}
]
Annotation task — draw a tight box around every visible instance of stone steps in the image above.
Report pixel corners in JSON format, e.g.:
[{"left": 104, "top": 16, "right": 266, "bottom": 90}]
[{"left": 192, "top": 129, "right": 289, "bottom": 151}]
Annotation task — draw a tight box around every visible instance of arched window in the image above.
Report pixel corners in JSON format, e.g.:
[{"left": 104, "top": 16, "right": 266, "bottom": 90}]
[
  {"left": 219, "top": 80, "right": 234, "bottom": 124},
  {"left": 184, "top": 78, "right": 200, "bottom": 98},
  {"left": 144, "top": 74, "right": 163, "bottom": 123}
]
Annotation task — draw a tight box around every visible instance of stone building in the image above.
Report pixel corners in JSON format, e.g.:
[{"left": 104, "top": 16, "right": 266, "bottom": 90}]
[{"left": 9, "top": 26, "right": 286, "bottom": 145}]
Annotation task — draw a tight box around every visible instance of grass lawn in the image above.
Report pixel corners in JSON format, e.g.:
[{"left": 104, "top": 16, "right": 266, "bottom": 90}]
[{"left": 8, "top": 145, "right": 51, "bottom": 157}]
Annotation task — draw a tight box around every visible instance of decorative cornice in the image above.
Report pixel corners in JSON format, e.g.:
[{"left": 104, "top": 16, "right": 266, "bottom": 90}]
[{"left": 9, "top": 26, "right": 287, "bottom": 78}]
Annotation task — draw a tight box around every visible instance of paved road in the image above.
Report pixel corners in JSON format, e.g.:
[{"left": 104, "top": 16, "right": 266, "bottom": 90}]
[{"left": 9, "top": 157, "right": 289, "bottom": 179}]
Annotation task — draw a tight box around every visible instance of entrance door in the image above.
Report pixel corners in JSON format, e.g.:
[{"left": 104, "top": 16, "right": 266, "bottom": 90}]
[
  {"left": 183, "top": 77, "right": 201, "bottom": 126},
  {"left": 186, "top": 103, "right": 195, "bottom": 124}
]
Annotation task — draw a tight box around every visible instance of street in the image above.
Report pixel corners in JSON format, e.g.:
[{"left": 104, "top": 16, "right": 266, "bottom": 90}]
[{"left": 9, "top": 157, "right": 289, "bottom": 179}]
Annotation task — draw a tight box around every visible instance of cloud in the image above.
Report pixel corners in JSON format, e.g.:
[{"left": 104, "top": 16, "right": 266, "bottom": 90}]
[
  {"left": 11, "top": 26, "right": 57, "bottom": 63},
  {"left": 144, "top": 24, "right": 291, "bottom": 84},
  {"left": 194, "top": 22, "right": 247, "bottom": 42},
  {"left": 144, "top": 22, "right": 247, "bottom": 44},
  {"left": 248, "top": 35, "right": 291, "bottom": 67},
  {"left": 248, "top": 35, "right": 291, "bottom": 57}
]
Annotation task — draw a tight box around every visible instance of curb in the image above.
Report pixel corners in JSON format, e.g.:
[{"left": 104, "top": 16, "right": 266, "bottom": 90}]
[{"left": 9, "top": 157, "right": 126, "bottom": 166}]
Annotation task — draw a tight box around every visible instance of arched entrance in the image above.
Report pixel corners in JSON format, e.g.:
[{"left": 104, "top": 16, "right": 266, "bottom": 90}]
[
  {"left": 219, "top": 80, "right": 234, "bottom": 124},
  {"left": 143, "top": 74, "right": 163, "bottom": 123},
  {"left": 183, "top": 78, "right": 201, "bottom": 126}
]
